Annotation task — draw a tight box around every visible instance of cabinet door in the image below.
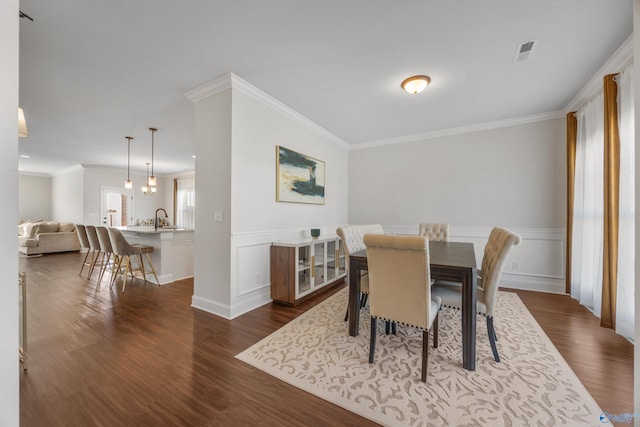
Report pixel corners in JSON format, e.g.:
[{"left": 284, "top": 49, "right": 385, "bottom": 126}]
[
  {"left": 337, "top": 239, "right": 346, "bottom": 276},
  {"left": 312, "top": 241, "right": 325, "bottom": 287},
  {"left": 297, "top": 245, "right": 312, "bottom": 297},
  {"left": 326, "top": 239, "right": 339, "bottom": 281}
]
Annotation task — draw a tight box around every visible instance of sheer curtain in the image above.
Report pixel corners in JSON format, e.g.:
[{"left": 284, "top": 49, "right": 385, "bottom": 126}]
[
  {"left": 571, "top": 92, "right": 604, "bottom": 316},
  {"left": 176, "top": 177, "right": 195, "bottom": 229},
  {"left": 615, "top": 65, "right": 635, "bottom": 341}
]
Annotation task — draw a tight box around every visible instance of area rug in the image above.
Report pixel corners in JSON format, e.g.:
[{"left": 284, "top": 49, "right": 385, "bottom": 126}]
[{"left": 236, "top": 289, "right": 602, "bottom": 426}]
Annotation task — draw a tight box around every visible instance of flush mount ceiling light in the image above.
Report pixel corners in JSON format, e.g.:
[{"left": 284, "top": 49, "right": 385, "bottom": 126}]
[{"left": 401, "top": 75, "right": 431, "bottom": 94}]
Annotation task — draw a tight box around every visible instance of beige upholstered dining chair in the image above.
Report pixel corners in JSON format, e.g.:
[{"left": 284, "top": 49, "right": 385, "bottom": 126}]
[
  {"left": 418, "top": 223, "right": 449, "bottom": 242},
  {"left": 432, "top": 227, "right": 521, "bottom": 362},
  {"left": 336, "top": 224, "right": 385, "bottom": 321},
  {"left": 364, "top": 234, "right": 441, "bottom": 382},
  {"left": 107, "top": 228, "right": 160, "bottom": 293}
]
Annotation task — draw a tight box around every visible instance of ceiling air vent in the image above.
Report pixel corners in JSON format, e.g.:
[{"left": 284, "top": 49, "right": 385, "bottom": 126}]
[{"left": 513, "top": 39, "right": 538, "bottom": 63}]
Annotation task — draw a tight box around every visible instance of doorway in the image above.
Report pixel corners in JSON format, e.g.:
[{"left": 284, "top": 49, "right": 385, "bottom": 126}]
[{"left": 101, "top": 187, "right": 133, "bottom": 226}]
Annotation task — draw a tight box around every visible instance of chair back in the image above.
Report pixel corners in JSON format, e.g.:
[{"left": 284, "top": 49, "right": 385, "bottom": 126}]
[
  {"left": 85, "top": 226, "right": 101, "bottom": 251},
  {"left": 75, "top": 224, "right": 90, "bottom": 249},
  {"left": 95, "top": 226, "right": 113, "bottom": 253},
  {"left": 107, "top": 228, "right": 135, "bottom": 256},
  {"left": 336, "top": 224, "right": 384, "bottom": 266},
  {"left": 418, "top": 223, "right": 449, "bottom": 242},
  {"left": 364, "top": 234, "right": 432, "bottom": 330},
  {"left": 480, "top": 227, "right": 522, "bottom": 316}
]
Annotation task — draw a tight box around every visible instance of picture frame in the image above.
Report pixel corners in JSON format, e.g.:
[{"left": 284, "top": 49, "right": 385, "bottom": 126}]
[{"left": 276, "top": 146, "right": 325, "bottom": 205}]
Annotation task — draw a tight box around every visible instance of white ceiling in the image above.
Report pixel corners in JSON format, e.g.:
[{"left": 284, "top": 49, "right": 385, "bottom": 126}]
[{"left": 18, "top": 0, "right": 633, "bottom": 176}]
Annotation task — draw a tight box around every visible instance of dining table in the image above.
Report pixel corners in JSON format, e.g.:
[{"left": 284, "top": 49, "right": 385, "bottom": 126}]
[{"left": 348, "top": 240, "right": 478, "bottom": 371}]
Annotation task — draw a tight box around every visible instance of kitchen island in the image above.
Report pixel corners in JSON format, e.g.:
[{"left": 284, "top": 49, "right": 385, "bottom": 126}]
[{"left": 118, "top": 227, "right": 195, "bottom": 285}]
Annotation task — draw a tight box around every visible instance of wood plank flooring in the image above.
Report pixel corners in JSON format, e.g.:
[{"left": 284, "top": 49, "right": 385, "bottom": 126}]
[{"left": 19, "top": 252, "right": 633, "bottom": 426}]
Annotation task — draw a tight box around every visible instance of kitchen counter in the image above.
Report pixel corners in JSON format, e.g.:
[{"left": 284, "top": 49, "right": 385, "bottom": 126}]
[{"left": 118, "top": 227, "right": 195, "bottom": 284}]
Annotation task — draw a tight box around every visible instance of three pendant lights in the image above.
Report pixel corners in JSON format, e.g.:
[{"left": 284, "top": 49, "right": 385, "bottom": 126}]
[{"left": 124, "top": 127, "right": 158, "bottom": 196}]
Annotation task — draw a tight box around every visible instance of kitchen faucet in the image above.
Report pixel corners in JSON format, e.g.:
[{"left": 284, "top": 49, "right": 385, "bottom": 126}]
[{"left": 155, "top": 208, "right": 168, "bottom": 230}]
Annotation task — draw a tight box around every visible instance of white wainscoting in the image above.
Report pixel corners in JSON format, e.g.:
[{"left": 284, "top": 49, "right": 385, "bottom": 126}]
[
  {"left": 228, "top": 225, "right": 344, "bottom": 319},
  {"left": 224, "top": 225, "right": 566, "bottom": 319},
  {"left": 383, "top": 225, "right": 567, "bottom": 294}
]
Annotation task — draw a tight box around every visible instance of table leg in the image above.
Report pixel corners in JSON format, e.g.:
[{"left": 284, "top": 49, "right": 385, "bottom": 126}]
[
  {"left": 348, "top": 258, "right": 361, "bottom": 337},
  {"left": 461, "top": 269, "right": 477, "bottom": 370}
]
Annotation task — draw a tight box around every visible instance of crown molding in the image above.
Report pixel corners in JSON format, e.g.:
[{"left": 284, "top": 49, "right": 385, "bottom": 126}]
[
  {"left": 184, "top": 73, "right": 232, "bottom": 102},
  {"left": 185, "top": 73, "right": 349, "bottom": 149},
  {"left": 564, "top": 34, "right": 633, "bottom": 113},
  {"left": 349, "top": 110, "right": 565, "bottom": 151}
]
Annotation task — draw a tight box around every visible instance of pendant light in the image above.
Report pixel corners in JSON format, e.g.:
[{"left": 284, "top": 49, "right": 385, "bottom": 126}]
[
  {"left": 148, "top": 127, "right": 157, "bottom": 188},
  {"left": 124, "top": 136, "right": 133, "bottom": 189},
  {"left": 142, "top": 162, "right": 151, "bottom": 195}
]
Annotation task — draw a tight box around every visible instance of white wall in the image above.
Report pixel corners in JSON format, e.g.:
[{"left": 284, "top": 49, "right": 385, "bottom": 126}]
[
  {"left": 51, "top": 166, "right": 83, "bottom": 223},
  {"left": 231, "top": 90, "right": 349, "bottom": 233},
  {"left": 349, "top": 118, "right": 566, "bottom": 293},
  {"left": 633, "top": 0, "right": 639, "bottom": 422},
  {"left": 18, "top": 174, "right": 51, "bottom": 221},
  {"left": 188, "top": 74, "right": 350, "bottom": 319},
  {"left": 51, "top": 165, "right": 169, "bottom": 226},
  {"left": 191, "top": 88, "right": 233, "bottom": 317},
  {"left": 1, "top": 1, "right": 19, "bottom": 424},
  {"left": 349, "top": 118, "right": 565, "bottom": 227}
]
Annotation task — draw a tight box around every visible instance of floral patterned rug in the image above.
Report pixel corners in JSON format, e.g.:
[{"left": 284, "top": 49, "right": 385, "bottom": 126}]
[{"left": 236, "top": 289, "right": 602, "bottom": 426}]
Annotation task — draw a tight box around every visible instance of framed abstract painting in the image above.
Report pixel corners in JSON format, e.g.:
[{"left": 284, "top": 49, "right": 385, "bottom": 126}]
[{"left": 276, "top": 146, "right": 325, "bottom": 205}]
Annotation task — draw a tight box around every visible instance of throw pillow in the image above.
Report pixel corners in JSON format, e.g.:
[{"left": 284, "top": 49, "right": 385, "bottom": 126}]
[{"left": 59, "top": 222, "right": 75, "bottom": 233}]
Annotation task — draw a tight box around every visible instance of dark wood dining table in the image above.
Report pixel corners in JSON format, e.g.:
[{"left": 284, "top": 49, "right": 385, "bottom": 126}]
[{"left": 348, "top": 240, "right": 478, "bottom": 371}]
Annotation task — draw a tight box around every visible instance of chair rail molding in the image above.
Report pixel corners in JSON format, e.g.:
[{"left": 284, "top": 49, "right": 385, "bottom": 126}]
[{"left": 383, "top": 225, "right": 566, "bottom": 294}]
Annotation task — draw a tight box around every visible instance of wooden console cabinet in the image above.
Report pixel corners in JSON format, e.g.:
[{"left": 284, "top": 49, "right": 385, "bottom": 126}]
[{"left": 271, "top": 236, "right": 346, "bottom": 305}]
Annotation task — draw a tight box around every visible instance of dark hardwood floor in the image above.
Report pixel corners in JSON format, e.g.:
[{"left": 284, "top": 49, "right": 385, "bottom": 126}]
[{"left": 19, "top": 252, "right": 633, "bottom": 426}]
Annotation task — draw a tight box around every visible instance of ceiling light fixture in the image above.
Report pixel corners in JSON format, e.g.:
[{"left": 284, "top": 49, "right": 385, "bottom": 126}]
[
  {"left": 18, "top": 108, "right": 28, "bottom": 137},
  {"left": 401, "top": 75, "right": 431, "bottom": 94},
  {"left": 142, "top": 162, "right": 155, "bottom": 196},
  {"left": 148, "top": 127, "right": 157, "bottom": 188},
  {"left": 124, "top": 136, "right": 133, "bottom": 189}
]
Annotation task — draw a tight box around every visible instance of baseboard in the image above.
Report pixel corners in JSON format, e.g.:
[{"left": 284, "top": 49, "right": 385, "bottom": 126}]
[
  {"left": 191, "top": 295, "right": 231, "bottom": 319},
  {"left": 230, "top": 289, "right": 273, "bottom": 319},
  {"left": 500, "top": 273, "right": 566, "bottom": 294}
]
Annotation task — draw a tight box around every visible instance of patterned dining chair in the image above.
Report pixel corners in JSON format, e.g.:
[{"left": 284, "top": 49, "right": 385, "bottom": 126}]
[
  {"left": 432, "top": 227, "right": 521, "bottom": 362},
  {"left": 336, "top": 224, "right": 384, "bottom": 321},
  {"left": 364, "top": 234, "right": 441, "bottom": 382},
  {"left": 418, "top": 223, "right": 449, "bottom": 242}
]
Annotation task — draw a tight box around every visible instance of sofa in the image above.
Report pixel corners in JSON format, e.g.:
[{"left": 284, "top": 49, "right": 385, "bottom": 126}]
[{"left": 18, "top": 220, "right": 81, "bottom": 255}]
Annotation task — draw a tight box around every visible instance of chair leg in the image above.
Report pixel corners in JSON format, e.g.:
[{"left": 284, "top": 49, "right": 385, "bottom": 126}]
[
  {"left": 122, "top": 256, "right": 131, "bottom": 293},
  {"left": 433, "top": 312, "right": 439, "bottom": 349},
  {"left": 369, "top": 317, "right": 377, "bottom": 363},
  {"left": 110, "top": 256, "right": 123, "bottom": 288},
  {"left": 385, "top": 321, "right": 390, "bottom": 335},
  {"left": 79, "top": 250, "right": 91, "bottom": 276},
  {"left": 145, "top": 253, "right": 161, "bottom": 286},
  {"left": 421, "top": 329, "right": 429, "bottom": 382},
  {"left": 487, "top": 317, "right": 500, "bottom": 362},
  {"left": 361, "top": 293, "right": 368, "bottom": 308},
  {"left": 344, "top": 305, "right": 349, "bottom": 322},
  {"left": 391, "top": 322, "right": 396, "bottom": 335},
  {"left": 97, "top": 252, "right": 111, "bottom": 284}
]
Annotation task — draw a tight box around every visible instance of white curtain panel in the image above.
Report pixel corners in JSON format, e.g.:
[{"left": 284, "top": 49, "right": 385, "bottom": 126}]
[
  {"left": 615, "top": 65, "right": 635, "bottom": 341},
  {"left": 176, "top": 177, "right": 195, "bottom": 229},
  {"left": 571, "top": 92, "right": 604, "bottom": 317}
]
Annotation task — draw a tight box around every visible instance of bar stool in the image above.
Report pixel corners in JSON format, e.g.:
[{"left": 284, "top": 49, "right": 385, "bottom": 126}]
[
  {"left": 95, "top": 226, "right": 119, "bottom": 286},
  {"left": 85, "top": 226, "right": 104, "bottom": 278},
  {"left": 76, "top": 225, "right": 94, "bottom": 277},
  {"left": 107, "top": 228, "right": 160, "bottom": 293}
]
